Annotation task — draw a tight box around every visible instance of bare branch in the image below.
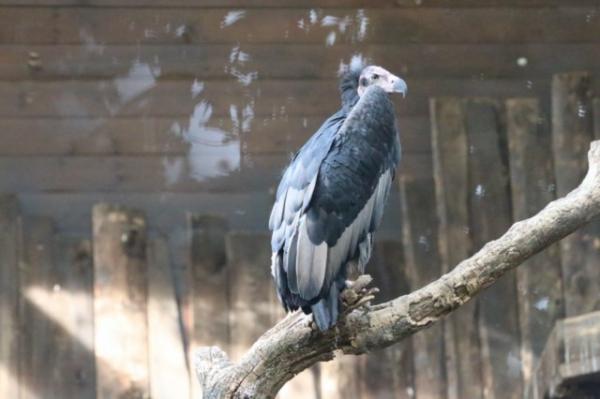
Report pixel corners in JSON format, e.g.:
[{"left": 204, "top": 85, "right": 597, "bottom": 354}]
[{"left": 196, "top": 140, "right": 600, "bottom": 399}]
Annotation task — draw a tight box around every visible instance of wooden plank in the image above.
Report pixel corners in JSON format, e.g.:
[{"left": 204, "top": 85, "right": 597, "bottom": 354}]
[
  {"left": 225, "top": 231, "right": 278, "bottom": 361},
  {"left": 506, "top": 98, "right": 564, "bottom": 394},
  {"left": 364, "top": 240, "right": 415, "bottom": 399},
  {"left": 0, "top": 0, "right": 598, "bottom": 7},
  {"left": 0, "top": 116, "right": 432, "bottom": 156},
  {"left": 19, "top": 217, "right": 55, "bottom": 399},
  {"left": 3, "top": 44, "right": 600, "bottom": 81},
  {"left": 92, "top": 203, "right": 149, "bottom": 399},
  {"left": 188, "top": 215, "right": 229, "bottom": 350},
  {"left": 19, "top": 218, "right": 90, "bottom": 399},
  {"left": 0, "top": 153, "right": 430, "bottom": 193},
  {"left": 1, "top": 7, "right": 599, "bottom": 45},
  {"left": 43, "top": 237, "right": 96, "bottom": 399},
  {"left": 0, "top": 79, "right": 549, "bottom": 119},
  {"left": 147, "top": 236, "right": 190, "bottom": 399},
  {"left": 551, "top": 72, "right": 600, "bottom": 317},
  {"left": 430, "top": 97, "right": 482, "bottom": 399},
  {"left": 0, "top": 195, "right": 20, "bottom": 399},
  {"left": 399, "top": 177, "right": 446, "bottom": 399},
  {"left": 595, "top": 98, "right": 600, "bottom": 139},
  {"left": 465, "top": 98, "right": 522, "bottom": 399},
  {"left": 530, "top": 311, "right": 600, "bottom": 398}
]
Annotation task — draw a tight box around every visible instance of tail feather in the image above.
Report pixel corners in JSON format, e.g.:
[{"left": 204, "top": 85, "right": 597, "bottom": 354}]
[{"left": 311, "top": 281, "right": 340, "bottom": 331}]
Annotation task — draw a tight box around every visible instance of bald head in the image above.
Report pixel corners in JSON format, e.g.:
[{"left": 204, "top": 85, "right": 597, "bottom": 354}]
[{"left": 357, "top": 65, "right": 407, "bottom": 97}]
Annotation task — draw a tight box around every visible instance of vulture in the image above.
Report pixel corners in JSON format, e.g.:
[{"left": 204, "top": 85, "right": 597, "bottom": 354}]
[{"left": 268, "top": 60, "right": 406, "bottom": 330}]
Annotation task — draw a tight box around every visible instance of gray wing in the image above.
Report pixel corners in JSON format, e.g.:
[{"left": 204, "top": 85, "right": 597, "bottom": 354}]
[{"left": 270, "top": 86, "right": 400, "bottom": 315}]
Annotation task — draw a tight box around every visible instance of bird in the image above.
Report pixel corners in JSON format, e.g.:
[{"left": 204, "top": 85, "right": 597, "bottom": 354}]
[{"left": 268, "top": 59, "right": 406, "bottom": 331}]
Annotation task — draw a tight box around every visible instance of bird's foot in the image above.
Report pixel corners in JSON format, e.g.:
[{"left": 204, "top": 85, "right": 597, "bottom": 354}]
[{"left": 341, "top": 274, "right": 379, "bottom": 314}]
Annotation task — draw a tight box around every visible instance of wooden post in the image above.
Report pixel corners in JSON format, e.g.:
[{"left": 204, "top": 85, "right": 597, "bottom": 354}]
[
  {"left": 594, "top": 98, "right": 600, "bottom": 139},
  {"left": 225, "top": 232, "right": 278, "bottom": 360},
  {"left": 506, "top": 98, "right": 565, "bottom": 395},
  {"left": 552, "top": 72, "right": 600, "bottom": 316},
  {"left": 189, "top": 215, "right": 230, "bottom": 351},
  {"left": 363, "top": 240, "right": 415, "bottom": 399},
  {"left": 92, "top": 204, "right": 149, "bottom": 399},
  {"left": 54, "top": 237, "right": 96, "bottom": 399},
  {"left": 188, "top": 214, "right": 229, "bottom": 397},
  {"left": 400, "top": 177, "right": 447, "bottom": 399},
  {"left": 147, "top": 236, "right": 190, "bottom": 399},
  {"left": 465, "top": 99, "right": 522, "bottom": 399},
  {"left": 0, "top": 195, "right": 19, "bottom": 399},
  {"left": 431, "top": 98, "right": 483, "bottom": 399}
]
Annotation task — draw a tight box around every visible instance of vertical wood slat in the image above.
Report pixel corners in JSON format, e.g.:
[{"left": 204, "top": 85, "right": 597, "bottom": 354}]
[
  {"left": 147, "top": 236, "right": 190, "bottom": 399},
  {"left": 465, "top": 99, "right": 522, "bottom": 399},
  {"left": 364, "top": 240, "right": 415, "bottom": 399},
  {"left": 595, "top": 98, "right": 600, "bottom": 140},
  {"left": 92, "top": 203, "right": 149, "bottom": 399},
  {"left": 54, "top": 237, "right": 96, "bottom": 399},
  {"left": 0, "top": 195, "right": 19, "bottom": 399},
  {"left": 506, "top": 98, "right": 564, "bottom": 396},
  {"left": 19, "top": 217, "right": 54, "bottom": 399},
  {"left": 225, "top": 232, "right": 277, "bottom": 361},
  {"left": 20, "top": 218, "right": 87, "bottom": 399},
  {"left": 551, "top": 72, "right": 600, "bottom": 316},
  {"left": 430, "top": 98, "right": 483, "bottom": 399},
  {"left": 400, "top": 177, "right": 447, "bottom": 399},
  {"left": 188, "top": 214, "right": 229, "bottom": 398}
]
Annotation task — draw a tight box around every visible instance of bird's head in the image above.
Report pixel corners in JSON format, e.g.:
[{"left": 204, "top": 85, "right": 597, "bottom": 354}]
[{"left": 357, "top": 65, "right": 407, "bottom": 98}]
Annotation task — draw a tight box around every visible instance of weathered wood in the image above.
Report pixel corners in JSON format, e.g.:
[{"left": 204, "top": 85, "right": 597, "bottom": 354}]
[
  {"left": 551, "top": 72, "right": 600, "bottom": 316},
  {"left": 92, "top": 203, "right": 149, "bottom": 399},
  {"left": 147, "top": 236, "right": 190, "bottom": 399},
  {"left": 530, "top": 311, "right": 600, "bottom": 398},
  {"left": 0, "top": 116, "right": 430, "bottom": 156},
  {"left": 0, "top": 0, "right": 597, "bottom": 7},
  {"left": 0, "top": 79, "right": 549, "bottom": 119},
  {"left": 364, "top": 240, "right": 415, "bottom": 399},
  {"left": 196, "top": 140, "right": 600, "bottom": 398},
  {"left": 19, "top": 218, "right": 82, "bottom": 399},
  {"left": 430, "top": 97, "right": 482, "bottom": 399},
  {"left": 0, "top": 195, "right": 20, "bottom": 399},
  {"left": 225, "top": 232, "right": 278, "bottom": 361},
  {"left": 465, "top": 98, "right": 522, "bottom": 399},
  {"left": 187, "top": 214, "right": 230, "bottom": 399},
  {"left": 19, "top": 217, "right": 54, "bottom": 399},
  {"left": 0, "top": 153, "right": 431, "bottom": 193},
  {"left": 506, "top": 98, "right": 564, "bottom": 394},
  {"left": 52, "top": 237, "right": 96, "bottom": 399},
  {"left": 595, "top": 98, "right": 600, "bottom": 139},
  {"left": 2, "top": 44, "right": 600, "bottom": 81},
  {"left": 1, "top": 8, "right": 598, "bottom": 45},
  {"left": 399, "top": 177, "right": 446, "bottom": 399}
]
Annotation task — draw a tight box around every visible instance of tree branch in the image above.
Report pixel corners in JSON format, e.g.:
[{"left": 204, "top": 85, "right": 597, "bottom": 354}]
[{"left": 196, "top": 140, "right": 600, "bottom": 399}]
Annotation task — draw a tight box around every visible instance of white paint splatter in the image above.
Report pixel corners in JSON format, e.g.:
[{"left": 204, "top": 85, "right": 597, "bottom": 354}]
[
  {"left": 321, "top": 15, "right": 340, "bottom": 27},
  {"left": 356, "top": 9, "right": 369, "bottom": 41},
  {"left": 475, "top": 184, "right": 486, "bottom": 198},
  {"left": 162, "top": 157, "right": 184, "bottom": 186},
  {"left": 309, "top": 9, "right": 318, "bottom": 24},
  {"left": 114, "top": 61, "right": 159, "bottom": 105},
  {"left": 191, "top": 79, "right": 205, "bottom": 98},
  {"left": 534, "top": 297, "right": 550, "bottom": 311},
  {"left": 516, "top": 57, "right": 528, "bottom": 67},
  {"left": 221, "top": 10, "right": 246, "bottom": 28},
  {"left": 182, "top": 101, "right": 241, "bottom": 181},
  {"left": 325, "top": 31, "right": 337, "bottom": 46}
]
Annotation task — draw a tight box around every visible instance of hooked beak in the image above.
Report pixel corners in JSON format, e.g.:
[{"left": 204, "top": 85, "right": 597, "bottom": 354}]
[{"left": 391, "top": 76, "right": 407, "bottom": 97}]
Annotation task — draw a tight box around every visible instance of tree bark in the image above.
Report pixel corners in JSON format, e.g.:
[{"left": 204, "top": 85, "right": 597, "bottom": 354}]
[{"left": 196, "top": 140, "right": 600, "bottom": 399}]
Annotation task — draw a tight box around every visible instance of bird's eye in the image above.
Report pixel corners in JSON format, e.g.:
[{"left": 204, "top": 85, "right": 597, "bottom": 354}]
[{"left": 372, "top": 74, "right": 379, "bottom": 80}]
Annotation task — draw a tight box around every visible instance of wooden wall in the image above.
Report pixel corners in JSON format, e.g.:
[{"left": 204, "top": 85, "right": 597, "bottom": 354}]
[{"left": 0, "top": 1, "right": 600, "bottom": 398}]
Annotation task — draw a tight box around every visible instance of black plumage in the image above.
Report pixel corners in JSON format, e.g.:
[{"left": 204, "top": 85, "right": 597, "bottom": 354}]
[{"left": 269, "top": 61, "right": 403, "bottom": 330}]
